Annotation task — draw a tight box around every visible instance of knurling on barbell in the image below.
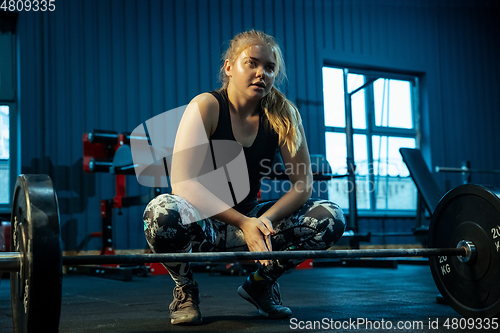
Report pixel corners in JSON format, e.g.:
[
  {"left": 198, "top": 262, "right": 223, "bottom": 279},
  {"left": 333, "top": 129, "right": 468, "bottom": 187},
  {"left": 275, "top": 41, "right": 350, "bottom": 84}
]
[{"left": 5, "top": 174, "right": 500, "bottom": 333}]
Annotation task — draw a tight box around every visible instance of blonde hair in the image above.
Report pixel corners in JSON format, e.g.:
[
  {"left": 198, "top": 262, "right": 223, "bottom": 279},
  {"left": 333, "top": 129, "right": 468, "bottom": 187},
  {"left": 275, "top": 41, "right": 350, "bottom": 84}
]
[{"left": 219, "top": 30, "right": 302, "bottom": 156}]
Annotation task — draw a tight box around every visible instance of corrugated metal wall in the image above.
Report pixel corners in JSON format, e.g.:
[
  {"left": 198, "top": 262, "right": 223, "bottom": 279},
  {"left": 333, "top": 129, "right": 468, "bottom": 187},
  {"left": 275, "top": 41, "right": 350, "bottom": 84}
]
[{"left": 15, "top": 0, "right": 500, "bottom": 251}]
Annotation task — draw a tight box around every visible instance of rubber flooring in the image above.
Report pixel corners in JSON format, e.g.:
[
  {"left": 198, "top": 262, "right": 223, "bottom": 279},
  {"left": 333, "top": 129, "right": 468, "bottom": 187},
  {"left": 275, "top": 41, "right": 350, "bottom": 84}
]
[{"left": 0, "top": 262, "right": 492, "bottom": 332}]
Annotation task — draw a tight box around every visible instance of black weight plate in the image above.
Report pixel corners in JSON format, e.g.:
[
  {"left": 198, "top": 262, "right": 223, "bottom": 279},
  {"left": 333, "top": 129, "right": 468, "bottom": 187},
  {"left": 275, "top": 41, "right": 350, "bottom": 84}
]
[
  {"left": 10, "top": 174, "right": 62, "bottom": 333},
  {"left": 429, "top": 184, "right": 500, "bottom": 318}
]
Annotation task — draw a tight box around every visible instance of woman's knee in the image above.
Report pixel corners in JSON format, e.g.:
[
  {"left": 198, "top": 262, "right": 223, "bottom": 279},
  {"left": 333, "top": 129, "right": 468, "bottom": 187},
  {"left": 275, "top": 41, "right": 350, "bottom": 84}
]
[
  {"left": 144, "top": 194, "right": 182, "bottom": 229},
  {"left": 305, "top": 200, "right": 346, "bottom": 246},
  {"left": 143, "top": 194, "right": 191, "bottom": 252}
]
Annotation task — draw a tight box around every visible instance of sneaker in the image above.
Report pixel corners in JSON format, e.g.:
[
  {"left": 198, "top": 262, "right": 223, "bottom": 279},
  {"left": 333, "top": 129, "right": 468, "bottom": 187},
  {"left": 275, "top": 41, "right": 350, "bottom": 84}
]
[
  {"left": 169, "top": 281, "right": 202, "bottom": 325},
  {"left": 237, "top": 274, "right": 292, "bottom": 318}
]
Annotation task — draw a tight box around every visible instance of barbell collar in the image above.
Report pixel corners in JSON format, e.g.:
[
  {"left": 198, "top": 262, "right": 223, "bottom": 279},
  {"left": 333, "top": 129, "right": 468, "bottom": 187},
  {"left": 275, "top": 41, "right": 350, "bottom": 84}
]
[
  {"left": 61, "top": 248, "right": 467, "bottom": 266},
  {"left": 0, "top": 252, "right": 21, "bottom": 272},
  {"left": 456, "top": 240, "right": 476, "bottom": 264}
]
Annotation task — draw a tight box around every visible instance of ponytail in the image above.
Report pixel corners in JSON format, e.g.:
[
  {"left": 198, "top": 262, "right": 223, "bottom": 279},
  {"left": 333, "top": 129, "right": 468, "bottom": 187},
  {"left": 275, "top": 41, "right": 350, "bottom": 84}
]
[{"left": 261, "top": 87, "right": 302, "bottom": 157}]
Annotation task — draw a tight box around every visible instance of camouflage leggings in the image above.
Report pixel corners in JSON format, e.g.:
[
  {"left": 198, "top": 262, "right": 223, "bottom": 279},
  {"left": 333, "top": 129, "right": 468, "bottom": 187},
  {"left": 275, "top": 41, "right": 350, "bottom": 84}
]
[{"left": 143, "top": 195, "right": 346, "bottom": 284}]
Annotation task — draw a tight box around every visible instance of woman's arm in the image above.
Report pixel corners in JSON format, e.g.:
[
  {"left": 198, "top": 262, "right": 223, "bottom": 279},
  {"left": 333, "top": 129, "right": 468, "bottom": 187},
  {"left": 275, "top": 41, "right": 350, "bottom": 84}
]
[
  {"left": 171, "top": 93, "right": 233, "bottom": 219},
  {"left": 171, "top": 93, "right": 274, "bottom": 264},
  {"left": 258, "top": 124, "right": 313, "bottom": 223}
]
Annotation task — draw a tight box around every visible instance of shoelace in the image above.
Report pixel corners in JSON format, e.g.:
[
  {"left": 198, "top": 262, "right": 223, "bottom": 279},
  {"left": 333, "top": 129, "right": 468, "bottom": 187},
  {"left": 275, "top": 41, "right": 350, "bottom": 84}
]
[
  {"left": 171, "top": 286, "right": 197, "bottom": 310},
  {"left": 262, "top": 280, "right": 282, "bottom": 305}
]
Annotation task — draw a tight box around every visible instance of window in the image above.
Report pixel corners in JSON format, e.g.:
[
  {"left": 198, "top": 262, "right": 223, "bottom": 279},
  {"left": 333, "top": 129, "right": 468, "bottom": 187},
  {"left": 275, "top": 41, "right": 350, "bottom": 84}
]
[
  {"left": 323, "top": 66, "right": 419, "bottom": 213},
  {"left": 0, "top": 20, "right": 18, "bottom": 212},
  {"left": 0, "top": 105, "right": 9, "bottom": 204}
]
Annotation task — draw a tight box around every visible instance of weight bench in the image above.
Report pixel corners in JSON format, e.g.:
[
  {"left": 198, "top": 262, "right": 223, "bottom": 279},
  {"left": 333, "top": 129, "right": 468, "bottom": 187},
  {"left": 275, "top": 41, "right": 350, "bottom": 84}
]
[{"left": 399, "top": 148, "right": 445, "bottom": 215}]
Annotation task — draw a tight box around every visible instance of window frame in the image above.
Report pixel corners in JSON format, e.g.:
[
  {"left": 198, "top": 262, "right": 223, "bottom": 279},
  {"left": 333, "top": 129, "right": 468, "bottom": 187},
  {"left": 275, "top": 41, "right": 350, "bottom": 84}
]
[
  {"left": 0, "top": 28, "right": 19, "bottom": 214},
  {"left": 323, "top": 65, "right": 421, "bottom": 216}
]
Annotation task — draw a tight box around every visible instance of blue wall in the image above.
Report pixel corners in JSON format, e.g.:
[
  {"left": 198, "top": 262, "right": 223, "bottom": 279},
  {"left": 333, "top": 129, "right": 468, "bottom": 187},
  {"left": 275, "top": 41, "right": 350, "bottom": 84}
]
[{"left": 14, "top": 0, "right": 500, "bottom": 251}]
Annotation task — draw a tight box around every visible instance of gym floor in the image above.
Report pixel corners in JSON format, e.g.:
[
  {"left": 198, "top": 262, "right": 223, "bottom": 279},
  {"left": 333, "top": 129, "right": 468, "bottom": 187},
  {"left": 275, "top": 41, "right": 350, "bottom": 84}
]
[{"left": 0, "top": 261, "right": 486, "bottom": 333}]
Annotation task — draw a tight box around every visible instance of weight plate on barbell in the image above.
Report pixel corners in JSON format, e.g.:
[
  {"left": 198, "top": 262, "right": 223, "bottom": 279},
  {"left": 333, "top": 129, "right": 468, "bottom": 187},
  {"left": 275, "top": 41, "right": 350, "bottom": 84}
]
[
  {"left": 10, "top": 174, "right": 63, "bottom": 333},
  {"left": 429, "top": 184, "right": 500, "bottom": 318}
]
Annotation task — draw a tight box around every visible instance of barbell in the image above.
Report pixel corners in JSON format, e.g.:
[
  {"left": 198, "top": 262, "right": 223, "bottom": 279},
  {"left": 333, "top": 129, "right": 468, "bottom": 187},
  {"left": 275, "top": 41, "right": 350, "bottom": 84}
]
[{"left": 2, "top": 174, "right": 500, "bottom": 332}]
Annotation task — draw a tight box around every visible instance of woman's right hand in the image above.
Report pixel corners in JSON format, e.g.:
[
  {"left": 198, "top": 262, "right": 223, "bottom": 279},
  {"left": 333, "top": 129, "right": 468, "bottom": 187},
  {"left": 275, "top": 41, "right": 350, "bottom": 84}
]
[{"left": 239, "top": 217, "right": 275, "bottom": 266}]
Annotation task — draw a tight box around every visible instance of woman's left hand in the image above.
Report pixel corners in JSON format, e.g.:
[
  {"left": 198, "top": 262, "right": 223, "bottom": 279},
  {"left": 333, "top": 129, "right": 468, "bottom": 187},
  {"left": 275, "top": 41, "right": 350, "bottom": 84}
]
[{"left": 239, "top": 216, "right": 275, "bottom": 266}]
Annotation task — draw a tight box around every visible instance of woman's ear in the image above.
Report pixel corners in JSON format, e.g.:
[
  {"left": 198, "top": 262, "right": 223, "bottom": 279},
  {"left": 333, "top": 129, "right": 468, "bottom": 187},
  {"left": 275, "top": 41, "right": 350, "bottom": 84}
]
[{"left": 224, "top": 59, "right": 232, "bottom": 78}]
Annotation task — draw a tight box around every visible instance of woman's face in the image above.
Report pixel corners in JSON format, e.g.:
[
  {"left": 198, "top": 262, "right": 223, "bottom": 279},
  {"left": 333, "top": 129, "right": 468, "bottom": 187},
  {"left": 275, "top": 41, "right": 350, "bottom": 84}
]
[{"left": 226, "top": 43, "right": 277, "bottom": 101}]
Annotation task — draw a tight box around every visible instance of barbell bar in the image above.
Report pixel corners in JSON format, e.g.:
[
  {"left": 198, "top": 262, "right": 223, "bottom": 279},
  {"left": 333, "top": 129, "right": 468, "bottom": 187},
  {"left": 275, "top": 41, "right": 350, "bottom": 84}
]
[
  {"left": 435, "top": 165, "right": 500, "bottom": 175},
  {"left": 0, "top": 247, "right": 469, "bottom": 271},
  {"left": 5, "top": 174, "right": 500, "bottom": 333}
]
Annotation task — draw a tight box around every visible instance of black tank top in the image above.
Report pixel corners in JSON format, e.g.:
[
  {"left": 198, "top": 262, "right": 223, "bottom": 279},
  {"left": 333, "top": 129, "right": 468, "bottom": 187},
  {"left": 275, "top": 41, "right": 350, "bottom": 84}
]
[{"left": 209, "top": 89, "right": 279, "bottom": 215}]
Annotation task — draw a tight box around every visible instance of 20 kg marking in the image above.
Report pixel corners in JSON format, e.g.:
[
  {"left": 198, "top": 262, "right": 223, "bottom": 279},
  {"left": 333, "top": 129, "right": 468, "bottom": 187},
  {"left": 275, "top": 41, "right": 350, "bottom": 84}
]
[
  {"left": 492, "top": 226, "right": 500, "bottom": 252},
  {"left": 438, "top": 256, "right": 451, "bottom": 275}
]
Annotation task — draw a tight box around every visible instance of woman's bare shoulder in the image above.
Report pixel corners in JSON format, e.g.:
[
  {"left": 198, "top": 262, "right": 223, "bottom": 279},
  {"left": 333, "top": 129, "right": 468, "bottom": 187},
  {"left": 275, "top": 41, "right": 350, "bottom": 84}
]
[
  {"left": 190, "top": 92, "right": 219, "bottom": 111},
  {"left": 187, "top": 92, "right": 220, "bottom": 135}
]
